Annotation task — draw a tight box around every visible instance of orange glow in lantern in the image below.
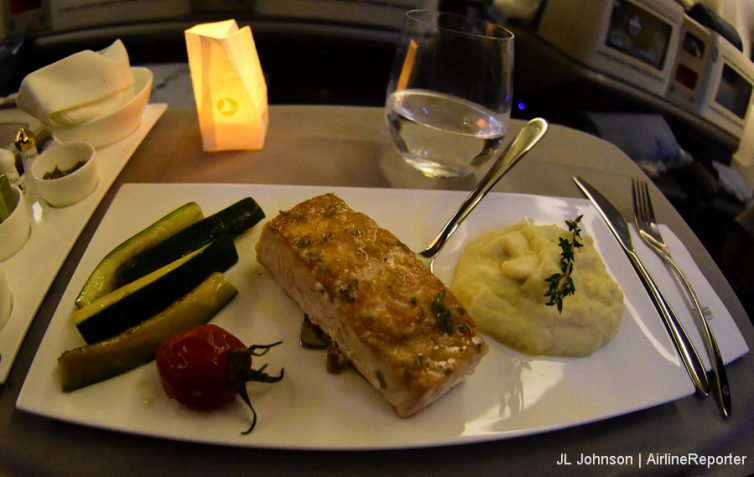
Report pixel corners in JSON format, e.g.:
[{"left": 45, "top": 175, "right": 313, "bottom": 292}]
[{"left": 185, "top": 19, "right": 268, "bottom": 151}]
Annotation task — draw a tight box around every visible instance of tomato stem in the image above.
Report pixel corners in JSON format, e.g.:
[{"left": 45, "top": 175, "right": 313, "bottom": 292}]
[{"left": 229, "top": 341, "right": 285, "bottom": 434}]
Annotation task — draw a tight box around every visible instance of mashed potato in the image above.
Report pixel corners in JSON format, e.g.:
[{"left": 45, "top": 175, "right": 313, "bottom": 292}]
[{"left": 452, "top": 220, "right": 623, "bottom": 356}]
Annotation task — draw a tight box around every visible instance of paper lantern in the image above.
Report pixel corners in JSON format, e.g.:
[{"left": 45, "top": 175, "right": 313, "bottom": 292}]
[{"left": 185, "top": 19, "right": 268, "bottom": 151}]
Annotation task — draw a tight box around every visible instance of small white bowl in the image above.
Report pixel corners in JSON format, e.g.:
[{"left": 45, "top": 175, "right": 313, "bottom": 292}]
[
  {"left": 0, "top": 185, "right": 31, "bottom": 260},
  {"left": 0, "top": 263, "right": 11, "bottom": 329},
  {"left": 31, "top": 142, "right": 98, "bottom": 207},
  {"left": 52, "top": 67, "right": 154, "bottom": 148}
]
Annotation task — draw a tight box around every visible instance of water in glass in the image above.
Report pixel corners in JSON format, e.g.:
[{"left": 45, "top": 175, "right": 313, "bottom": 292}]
[{"left": 386, "top": 90, "right": 507, "bottom": 177}]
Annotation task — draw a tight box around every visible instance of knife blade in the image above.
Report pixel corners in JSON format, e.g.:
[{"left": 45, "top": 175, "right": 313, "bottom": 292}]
[{"left": 573, "top": 176, "right": 709, "bottom": 396}]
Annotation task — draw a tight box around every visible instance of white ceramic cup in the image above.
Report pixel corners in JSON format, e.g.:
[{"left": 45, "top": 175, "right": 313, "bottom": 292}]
[
  {"left": 0, "top": 263, "right": 11, "bottom": 329},
  {"left": 0, "top": 185, "right": 31, "bottom": 260},
  {"left": 30, "top": 142, "right": 98, "bottom": 207}
]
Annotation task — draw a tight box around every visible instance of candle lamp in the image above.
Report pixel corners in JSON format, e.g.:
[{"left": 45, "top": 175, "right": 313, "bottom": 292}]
[{"left": 185, "top": 19, "right": 268, "bottom": 152}]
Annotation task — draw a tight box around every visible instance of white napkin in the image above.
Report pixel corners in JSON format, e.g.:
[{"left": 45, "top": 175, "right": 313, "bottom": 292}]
[{"left": 16, "top": 40, "right": 134, "bottom": 128}]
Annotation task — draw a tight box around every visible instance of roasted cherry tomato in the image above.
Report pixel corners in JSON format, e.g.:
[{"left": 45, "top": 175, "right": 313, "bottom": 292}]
[{"left": 156, "top": 324, "right": 284, "bottom": 433}]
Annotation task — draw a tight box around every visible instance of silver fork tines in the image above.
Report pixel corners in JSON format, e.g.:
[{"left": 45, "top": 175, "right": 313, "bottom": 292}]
[{"left": 631, "top": 179, "right": 731, "bottom": 417}]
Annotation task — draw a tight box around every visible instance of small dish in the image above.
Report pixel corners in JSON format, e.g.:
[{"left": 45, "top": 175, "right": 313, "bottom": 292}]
[
  {"left": 0, "top": 185, "right": 31, "bottom": 260},
  {"left": 31, "top": 141, "right": 98, "bottom": 207},
  {"left": 52, "top": 67, "right": 154, "bottom": 149},
  {"left": 0, "top": 263, "right": 11, "bottom": 329}
]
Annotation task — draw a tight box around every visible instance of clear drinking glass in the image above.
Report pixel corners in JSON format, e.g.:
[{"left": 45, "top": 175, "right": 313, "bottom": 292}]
[{"left": 386, "top": 10, "right": 514, "bottom": 178}]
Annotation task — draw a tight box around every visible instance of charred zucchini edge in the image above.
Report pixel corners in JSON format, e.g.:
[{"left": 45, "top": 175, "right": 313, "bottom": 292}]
[
  {"left": 117, "top": 197, "right": 265, "bottom": 284},
  {"left": 73, "top": 238, "right": 238, "bottom": 344},
  {"left": 75, "top": 202, "right": 204, "bottom": 308},
  {"left": 59, "top": 272, "right": 238, "bottom": 392}
]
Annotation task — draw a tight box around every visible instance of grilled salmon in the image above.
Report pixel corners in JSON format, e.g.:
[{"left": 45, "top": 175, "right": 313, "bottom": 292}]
[{"left": 256, "top": 193, "right": 487, "bottom": 417}]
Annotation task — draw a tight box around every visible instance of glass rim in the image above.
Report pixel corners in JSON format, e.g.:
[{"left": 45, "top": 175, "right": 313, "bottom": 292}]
[{"left": 404, "top": 9, "right": 514, "bottom": 41}]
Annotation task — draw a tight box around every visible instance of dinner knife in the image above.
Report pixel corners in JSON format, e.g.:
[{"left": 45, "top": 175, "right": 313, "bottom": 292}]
[{"left": 573, "top": 176, "right": 709, "bottom": 396}]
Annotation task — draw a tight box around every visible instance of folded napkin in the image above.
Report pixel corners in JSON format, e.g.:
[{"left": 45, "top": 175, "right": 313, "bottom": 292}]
[{"left": 17, "top": 40, "right": 134, "bottom": 128}]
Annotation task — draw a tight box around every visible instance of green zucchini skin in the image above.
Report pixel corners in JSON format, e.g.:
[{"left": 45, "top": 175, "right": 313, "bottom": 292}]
[
  {"left": 117, "top": 197, "right": 264, "bottom": 285},
  {"left": 74, "top": 238, "right": 238, "bottom": 344},
  {"left": 75, "top": 202, "right": 204, "bottom": 309},
  {"left": 59, "top": 272, "right": 238, "bottom": 392}
]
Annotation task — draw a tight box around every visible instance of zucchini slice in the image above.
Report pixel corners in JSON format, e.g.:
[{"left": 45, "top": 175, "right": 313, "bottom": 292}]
[
  {"left": 117, "top": 197, "right": 264, "bottom": 285},
  {"left": 73, "top": 238, "right": 238, "bottom": 344},
  {"left": 75, "top": 202, "right": 204, "bottom": 308},
  {"left": 59, "top": 272, "right": 238, "bottom": 392}
]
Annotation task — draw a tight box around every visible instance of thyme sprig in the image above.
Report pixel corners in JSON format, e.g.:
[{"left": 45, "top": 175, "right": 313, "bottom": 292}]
[{"left": 545, "top": 215, "right": 584, "bottom": 312}]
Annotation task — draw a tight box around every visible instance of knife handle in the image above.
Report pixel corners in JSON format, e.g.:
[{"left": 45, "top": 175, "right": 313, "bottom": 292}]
[{"left": 627, "top": 251, "right": 710, "bottom": 396}]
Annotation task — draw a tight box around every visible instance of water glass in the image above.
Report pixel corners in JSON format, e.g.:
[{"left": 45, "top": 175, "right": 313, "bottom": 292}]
[{"left": 386, "top": 10, "right": 514, "bottom": 178}]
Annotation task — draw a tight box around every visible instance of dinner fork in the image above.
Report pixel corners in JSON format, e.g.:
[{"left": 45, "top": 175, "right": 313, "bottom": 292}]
[{"left": 632, "top": 179, "right": 731, "bottom": 417}]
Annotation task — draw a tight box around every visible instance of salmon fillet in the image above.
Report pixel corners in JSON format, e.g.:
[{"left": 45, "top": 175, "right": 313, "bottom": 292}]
[{"left": 256, "top": 193, "right": 487, "bottom": 417}]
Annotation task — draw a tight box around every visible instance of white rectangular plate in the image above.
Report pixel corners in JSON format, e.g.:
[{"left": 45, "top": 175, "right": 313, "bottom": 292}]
[
  {"left": 17, "top": 184, "right": 748, "bottom": 449},
  {"left": 0, "top": 104, "right": 166, "bottom": 383}
]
